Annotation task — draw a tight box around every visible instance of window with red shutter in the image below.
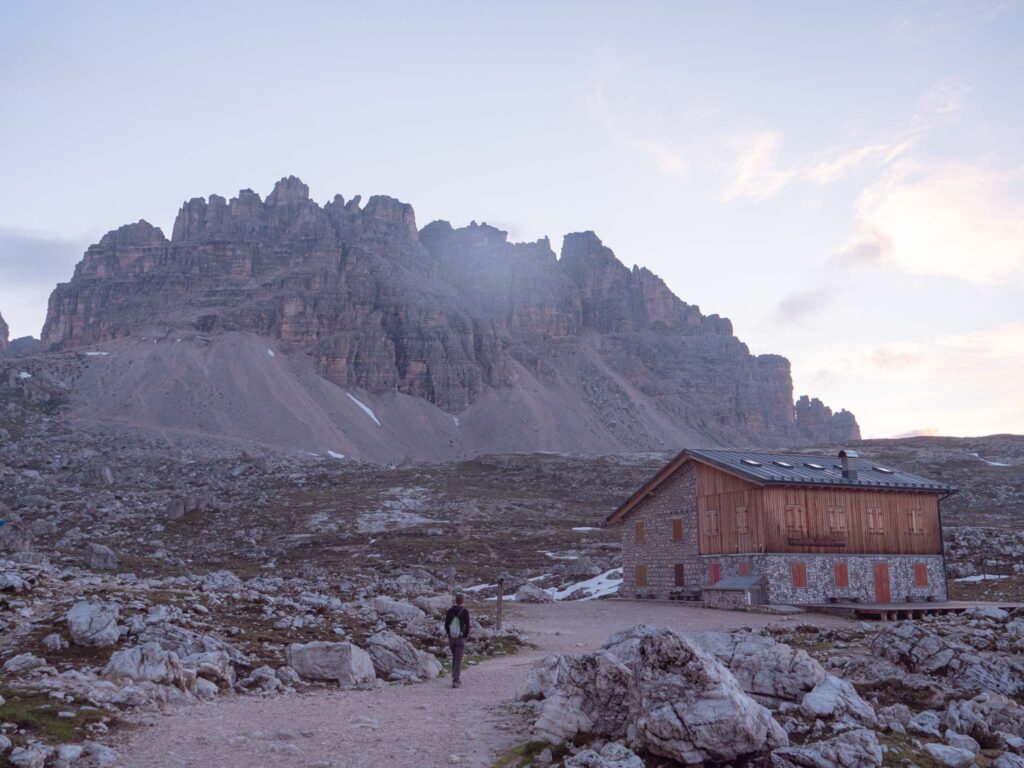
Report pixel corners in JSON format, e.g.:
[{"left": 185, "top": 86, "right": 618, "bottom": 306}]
[
  {"left": 709, "top": 563, "right": 721, "bottom": 585},
  {"left": 635, "top": 564, "right": 648, "bottom": 587},
  {"left": 834, "top": 562, "right": 849, "bottom": 588},
  {"left": 914, "top": 563, "right": 929, "bottom": 587},
  {"left": 674, "top": 563, "right": 685, "bottom": 586},
  {"left": 792, "top": 562, "right": 808, "bottom": 588},
  {"left": 672, "top": 518, "right": 683, "bottom": 543},
  {"left": 738, "top": 562, "right": 752, "bottom": 576},
  {"left": 635, "top": 521, "right": 645, "bottom": 545}
]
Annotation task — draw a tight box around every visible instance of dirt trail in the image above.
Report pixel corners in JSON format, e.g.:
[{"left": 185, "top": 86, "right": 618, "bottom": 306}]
[{"left": 118, "top": 601, "right": 852, "bottom": 768}]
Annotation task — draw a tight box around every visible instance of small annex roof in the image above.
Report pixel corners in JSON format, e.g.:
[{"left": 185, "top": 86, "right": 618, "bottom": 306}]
[
  {"left": 705, "top": 575, "right": 763, "bottom": 590},
  {"left": 607, "top": 448, "right": 956, "bottom": 524}
]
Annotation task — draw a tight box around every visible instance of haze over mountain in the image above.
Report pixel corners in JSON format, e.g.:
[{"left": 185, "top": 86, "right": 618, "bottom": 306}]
[{"left": 32, "top": 176, "right": 857, "bottom": 461}]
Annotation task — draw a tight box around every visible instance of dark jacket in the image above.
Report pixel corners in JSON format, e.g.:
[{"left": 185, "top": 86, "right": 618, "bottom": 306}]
[{"left": 444, "top": 605, "right": 470, "bottom": 639}]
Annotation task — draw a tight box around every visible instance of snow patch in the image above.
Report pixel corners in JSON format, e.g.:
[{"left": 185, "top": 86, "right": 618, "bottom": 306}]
[
  {"left": 464, "top": 583, "right": 495, "bottom": 593},
  {"left": 955, "top": 574, "right": 1010, "bottom": 583},
  {"left": 84, "top": 351, "right": 110, "bottom": 357},
  {"left": 267, "top": 348, "right": 276, "bottom": 358},
  {"left": 572, "top": 527, "right": 599, "bottom": 532},
  {"left": 453, "top": 415, "right": 460, "bottom": 427},
  {"left": 18, "top": 371, "right": 32, "bottom": 380},
  {"left": 969, "top": 451, "right": 1011, "bottom": 467},
  {"left": 327, "top": 450, "right": 345, "bottom": 459},
  {"left": 542, "top": 551, "right": 580, "bottom": 561},
  {"left": 550, "top": 568, "right": 623, "bottom": 601},
  {"left": 347, "top": 392, "right": 381, "bottom": 426}
]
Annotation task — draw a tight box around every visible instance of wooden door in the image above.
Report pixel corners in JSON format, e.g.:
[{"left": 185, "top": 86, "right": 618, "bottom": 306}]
[
  {"left": 873, "top": 562, "right": 891, "bottom": 603},
  {"left": 709, "top": 563, "right": 721, "bottom": 585}
]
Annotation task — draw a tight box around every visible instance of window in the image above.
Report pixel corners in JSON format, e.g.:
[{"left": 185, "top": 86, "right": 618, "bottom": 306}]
[
  {"left": 738, "top": 562, "right": 752, "bottom": 577},
  {"left": 914, "top": 563, "right": 929, "bottom": 587},
  {"left": 772, "top": 460, "right": 794, "bottom": 468},
  {"left": 635, "top": 564, "right": 648, "bottom": 587},
  {"left": 834, "top": 562, "right": 849, "bottom": 588},
  {"left": 741, "top": 458, "right": 762, "bottom": 466},
  {"left": 804, "top": 462, "right": 826, "bottom": 470},
  {"left": 785, "top": 504, "right": 806, "bottom": 533},
  {"left": 868, "top": 508, "right": 884, "bottom": 534},
  {"left": 704, "top": 509, "right": 720, "bottom": 537},
  {"left": 735, "top": 506, "right": 750, "bottom": 534},
  {"left": 909, "top": 509, "right": 924, "bottom": 535},
  {"left": 635, "top": 521, "right": 645, "bottom": 545},
  {"left": 674, "top": 563, "right": 686, "bottom": 587},
  {"left": 672, "top": 518, "right": 683, "bottom": 543},
  {"left": 792, "top": 563, "right": 808, "bottom": 588},
  {"left": 709, "top": 563, "right": 721, "bottom": 585},
  {"left": 828, "top": 506, "right": 847, "bottom": 533}
]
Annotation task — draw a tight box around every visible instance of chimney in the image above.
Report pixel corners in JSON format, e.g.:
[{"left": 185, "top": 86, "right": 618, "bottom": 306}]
[{"left": 839, "top": 449, "right": 859, "bottom": 480}]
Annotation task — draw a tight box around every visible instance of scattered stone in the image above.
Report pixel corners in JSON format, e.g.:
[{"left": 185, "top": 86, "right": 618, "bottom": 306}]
[{"left": 65, "top": 601, "right": 120, "bottom": 647}]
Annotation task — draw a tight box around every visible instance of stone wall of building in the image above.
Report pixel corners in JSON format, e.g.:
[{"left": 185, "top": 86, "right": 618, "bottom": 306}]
[
  {"left": 702, "top": 553, "right": 947, "bottom": 605},
  {"left": 618, "top": 462, "right": 703, "bottom": 598},
  {"left": 702, "top": 589, "right": 752, "bottom": 610}
]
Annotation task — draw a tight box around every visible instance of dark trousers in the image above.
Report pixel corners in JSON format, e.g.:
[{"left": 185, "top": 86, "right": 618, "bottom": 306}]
[{"left": 449, "top": 637, "right": 466, "bottom": 684}]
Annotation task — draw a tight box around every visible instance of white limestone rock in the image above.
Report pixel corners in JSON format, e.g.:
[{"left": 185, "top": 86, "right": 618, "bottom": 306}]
[
  {"left": 519, "top": 654, "right": 570, "bottom": 701},
  {"left": 533, "top": 651, "right": 632, "bottom": 743},
  {"left": 102, "top": 642, "right": 196, "bottom": 693},
  {"left": 800, "top": 674, "right": 876, "bottom": 726},
  {"left": 2, "top": 653, "right": 47, "bottom": 674},
  {"left": 84, "top": 542, "right": 118, "bottom": 570},
  {"left": 515, "top": 583, "right": 554, "bottom": 603},
  {"left": 65, "top": 601, "right": 120, "bottom": 647},
  {"left": 924, "top": 743, "right": 976, "bottom": 768},
  {"left": 564, "top": 742, "right": 645, "bottom": 768},
  {"left": 770, "top": 728, "right": 883, "bottom": 767},
  {"left": 366, "top": 630, "right": 441, "bottom": 680},
  {"left": 286, "top": 641, "right": 375, "bottom": 687},
  {"left": 629, "top": 630, "right": 788, "bottom": 765},
  {"left": 372, "top": 596, "right": 425, "bottom": 624}
]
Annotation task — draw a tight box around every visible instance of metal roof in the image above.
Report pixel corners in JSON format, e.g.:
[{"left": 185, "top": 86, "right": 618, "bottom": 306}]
[
  {"left": 687, "top": 448, "right": 955, "bottom": 492},
  {"left": 706, "top": 575, "right": 763, "bottom": 590}
]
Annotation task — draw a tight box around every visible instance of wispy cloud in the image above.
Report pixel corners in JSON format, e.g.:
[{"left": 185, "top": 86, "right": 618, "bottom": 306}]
[
  {"left": 722, "top": 81, "right": 967, "bottom": 202},
  {"left": 806, "top": 321, "right": 1024, "bottom": 437},
  {"left": 834, "top": 161, "right": 1024, "bottom": 285},
  {"left": 633, "top": 139, "right": 688, "bottom": 177}
]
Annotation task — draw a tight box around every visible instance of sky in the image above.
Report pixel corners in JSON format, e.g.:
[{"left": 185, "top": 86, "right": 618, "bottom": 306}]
[{"left": 1, "top": 1, "right": 1022, "bottom": 439}]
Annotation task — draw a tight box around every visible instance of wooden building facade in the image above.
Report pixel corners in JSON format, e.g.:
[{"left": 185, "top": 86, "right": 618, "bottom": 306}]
[{"left": 608, "top": 449, "right": 954, "bottom": 606}]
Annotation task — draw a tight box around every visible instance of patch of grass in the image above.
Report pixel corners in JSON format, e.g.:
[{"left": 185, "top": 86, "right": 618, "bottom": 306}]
[
  {"left": 0, "top": 687, "right": 110, "bottom": 745},
  {"left": 879, "top": 732, "right": 945, "bottom": 768},
  {"left": 492, "top": 740, "right": 570, "bottom": 768}
]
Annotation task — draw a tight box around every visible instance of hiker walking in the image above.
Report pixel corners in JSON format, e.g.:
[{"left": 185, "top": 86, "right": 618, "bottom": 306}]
[{"left": 444, "top": 593, "right": 470, "bottom": 688}]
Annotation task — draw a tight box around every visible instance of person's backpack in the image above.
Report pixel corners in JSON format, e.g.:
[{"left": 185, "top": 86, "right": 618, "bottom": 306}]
[{"left": 447, "top": 608, "right": 465, "bottom": 638}]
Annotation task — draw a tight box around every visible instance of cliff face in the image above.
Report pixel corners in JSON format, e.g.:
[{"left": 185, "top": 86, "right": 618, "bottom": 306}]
[
  {"left": 41, "top": 176, "right": 859, "bottom": 450},
  {"left": 0, "top": 311, "right": 8, "bottom": 355}
]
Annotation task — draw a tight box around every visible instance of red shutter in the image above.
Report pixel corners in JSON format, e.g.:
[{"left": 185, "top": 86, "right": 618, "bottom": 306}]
[
  {"left": 636, "top": 564, "right": 648, "bottom": 587},
  {"left": 674, "top": 563, "right": 686, "bottom": 586},
  {"left": 672, "top": 519, "right": 683, "bottom": 543},
  {"left": 792, "top": 563, "right": 808, "bottom": 588},
  {"left": 709, "top": 563, "right": 721, "bottom": 585},
  {"left": 914, "top": 563, "right": 929, "bottom": 587},
  {"left": 834, "top": 562, "right": 849, "bottom": 588},
  {"left": 738, "top": 562, "right": 752, "bottom": 577}
]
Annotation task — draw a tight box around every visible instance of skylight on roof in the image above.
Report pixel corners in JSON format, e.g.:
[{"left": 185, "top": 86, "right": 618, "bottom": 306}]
[
  {"left": 804, "top": 462, "right": 826, "bottom": 470},
  {"left": 772, "top": 460, "right": 794, "bottom": 468},
  {"left": 740, "top": 458, "right": 762, "bottom": 467},
  {"left": 873, "top": 466, "right": 895, "bottom": 474}
]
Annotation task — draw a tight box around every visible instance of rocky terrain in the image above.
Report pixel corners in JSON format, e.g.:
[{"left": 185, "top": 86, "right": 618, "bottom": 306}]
[
  {"left": 27, "top": 176, "right": 857, "bottom": 460},
  {"left": 0, "top": 312, "right": 8, "bottom": 356},
  {"left": 1, "top": 338, "right": 1023, "bottom": 765}
]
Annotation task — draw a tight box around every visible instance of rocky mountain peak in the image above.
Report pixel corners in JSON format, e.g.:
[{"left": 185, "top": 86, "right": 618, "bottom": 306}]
[
  {"left": 265, "top": 175, "right": 311, "bottom": 207},
  {"left": 0, "top": 310, "right": 8, "bottom": 355},
  {"left": 40, "top": 175, "right": 860, "bottom": 452}
]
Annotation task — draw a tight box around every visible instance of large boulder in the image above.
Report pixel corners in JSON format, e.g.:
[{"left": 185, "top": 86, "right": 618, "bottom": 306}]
[
  {"left": 201, "top": 570, "right": 243, "bottom": 592},
  {"left": 286, "top": 641, "right": 375, "bottom": 687},
  {"left": 770, "top": 728, "right": 883, "bottom": 767},
  {"left": 603, "top": 625, "right": 675, "bottom": 667},
  {"left": 696, "top": 632, "right": 827, "bottom": 706},
  {"left": 138, "top": 623, "right": 244, "bottom": 662},
  {"left": 519, "top": 654, "right": 570, "bottom": 701},
  {"left": 102, "top": 642, "right": 196, "bottom": 692},
  {"left": 533, "top": 651, "right": 633, "bottom": 742},
  {"left": 366, "top": 630, "right": 442, "bottom": 680},
  {"left": 372, "top": 596, "right": 425, "bottom": 624},
  {"left": 629, "top": 630, "right": 788, "bottom": 765},
  {"left": 800, "top": 674, "right": 876, "bottom": 726},
  {"left": 516, "top": 583, "right": 554, "bottom": 603},
  {"left": 2, "top": 653, "right": 47, "bottom": 674},
  {"left": 65, "top": 601, "right": 120, "bottom": 647},
  {"left": 84, "top": 542, "right": 118, "bottom": 570},
  {"left": 945, "top": 691, "right": 1024, "bottom": 746},
  {"left": 873, "top": 622, "right": 1022, "bottom": 695},
  {"left": 564, "top": 742, "right": 644, "bottom": 768}
]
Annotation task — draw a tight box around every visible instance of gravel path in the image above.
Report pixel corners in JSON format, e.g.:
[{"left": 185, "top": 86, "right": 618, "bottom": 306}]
[{"left": 118, "top": 601, "right": 852, "bottom": 768}]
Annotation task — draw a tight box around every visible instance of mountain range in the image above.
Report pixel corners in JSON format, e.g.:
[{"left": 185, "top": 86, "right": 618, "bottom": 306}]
[{"left": 8, "top": 176, "right": 857, "bottom": 461}]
